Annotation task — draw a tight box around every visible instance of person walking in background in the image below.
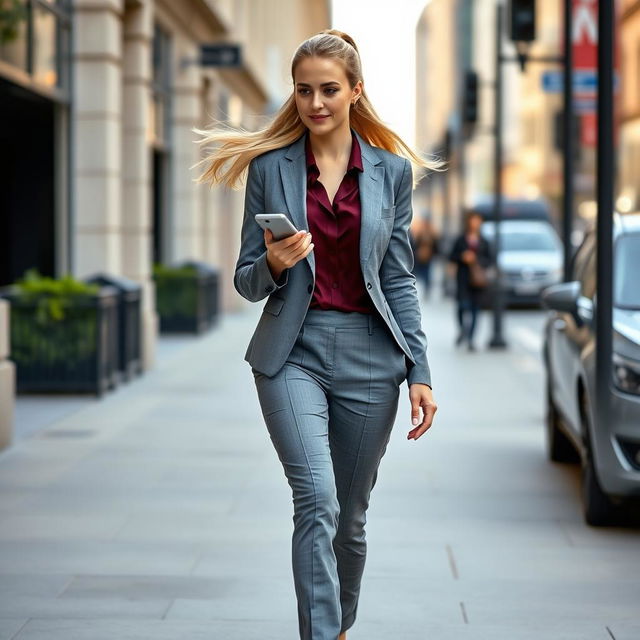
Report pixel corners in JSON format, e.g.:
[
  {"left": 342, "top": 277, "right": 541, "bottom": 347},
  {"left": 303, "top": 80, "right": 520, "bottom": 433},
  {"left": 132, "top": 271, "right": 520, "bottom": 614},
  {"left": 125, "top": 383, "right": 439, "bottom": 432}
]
[
  {"left": 410, "top": 216, "right": 439, "bottom": 299},
  {"left": 448, "top": 210, "right": 492, "bottom": 351},
  {"left": 195, "top": 29, "right": 444, "bottom": 640}
]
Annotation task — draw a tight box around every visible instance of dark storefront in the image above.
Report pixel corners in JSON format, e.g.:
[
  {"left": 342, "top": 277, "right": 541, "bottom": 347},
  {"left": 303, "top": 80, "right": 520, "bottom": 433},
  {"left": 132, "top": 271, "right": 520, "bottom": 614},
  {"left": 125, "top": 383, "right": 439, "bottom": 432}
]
[{"left": 0, "top": 0, "right": 71, "bottom": 286}]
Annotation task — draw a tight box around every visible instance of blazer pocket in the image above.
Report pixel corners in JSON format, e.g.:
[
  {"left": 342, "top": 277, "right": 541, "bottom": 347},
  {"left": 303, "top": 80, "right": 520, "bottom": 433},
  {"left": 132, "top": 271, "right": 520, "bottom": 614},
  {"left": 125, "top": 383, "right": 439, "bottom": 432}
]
[
  {"left": 263, "top": 295, "right": 285, "bottom": 316},
  {"left": 381, "top": 205, "right": 396, "bottom": 218}
]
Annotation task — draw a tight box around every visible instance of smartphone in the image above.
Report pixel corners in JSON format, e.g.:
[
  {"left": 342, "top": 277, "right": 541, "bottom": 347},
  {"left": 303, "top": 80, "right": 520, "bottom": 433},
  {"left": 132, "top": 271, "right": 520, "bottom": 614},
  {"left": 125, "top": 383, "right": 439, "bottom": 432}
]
[{"left": 255, "top": 213, "right": 299, "bottom": 241}]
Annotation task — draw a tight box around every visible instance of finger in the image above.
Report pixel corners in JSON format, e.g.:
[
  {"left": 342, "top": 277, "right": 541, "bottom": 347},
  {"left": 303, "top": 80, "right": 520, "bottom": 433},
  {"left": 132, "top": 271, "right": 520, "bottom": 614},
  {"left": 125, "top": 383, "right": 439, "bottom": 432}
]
[
  {"left": 410, "top": 399, "right": 421, "bottom": 427},
  {"left": 278, "top": 230, "right": 308, "bottom": 247},
  {"left": 408, "top": 404, "right": 436, "bottom": 439},
  {"left": 282, "top": 234, "right": 312, "bottom": 262}
]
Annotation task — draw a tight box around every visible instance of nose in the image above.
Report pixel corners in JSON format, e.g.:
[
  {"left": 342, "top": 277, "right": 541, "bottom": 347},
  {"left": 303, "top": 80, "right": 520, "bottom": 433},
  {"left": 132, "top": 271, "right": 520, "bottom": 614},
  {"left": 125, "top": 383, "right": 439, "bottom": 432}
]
[{"left": 311, "top": 91, "right": 324, "bottom": 110}]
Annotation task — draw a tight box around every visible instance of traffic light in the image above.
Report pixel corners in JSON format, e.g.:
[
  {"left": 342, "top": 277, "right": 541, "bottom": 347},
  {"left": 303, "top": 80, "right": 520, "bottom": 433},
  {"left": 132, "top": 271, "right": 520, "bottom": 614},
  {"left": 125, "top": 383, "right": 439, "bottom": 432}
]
[
  {"left": 462, "top": 69, "right": 478, "bottom": 125},
  {"left": 553, "top": 109, "right": 582, "bottom": 165},
  {"left": 508, "top": 0, "right": 536, "bottom": 42}
]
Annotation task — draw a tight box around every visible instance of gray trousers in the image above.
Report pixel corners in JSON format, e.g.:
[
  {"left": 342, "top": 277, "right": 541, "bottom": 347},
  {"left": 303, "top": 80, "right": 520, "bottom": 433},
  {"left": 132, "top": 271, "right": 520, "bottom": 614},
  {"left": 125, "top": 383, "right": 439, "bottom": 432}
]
[{"left": 251, "top": 308, "right": 407, "bottom": 640}]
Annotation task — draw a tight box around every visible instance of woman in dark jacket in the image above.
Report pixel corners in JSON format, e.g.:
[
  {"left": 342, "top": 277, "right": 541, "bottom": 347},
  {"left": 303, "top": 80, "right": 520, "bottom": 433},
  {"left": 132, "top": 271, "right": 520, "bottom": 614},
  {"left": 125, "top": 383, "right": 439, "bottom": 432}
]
[{"left": 448, "top": 211, "right": 492, "bottom": 351}]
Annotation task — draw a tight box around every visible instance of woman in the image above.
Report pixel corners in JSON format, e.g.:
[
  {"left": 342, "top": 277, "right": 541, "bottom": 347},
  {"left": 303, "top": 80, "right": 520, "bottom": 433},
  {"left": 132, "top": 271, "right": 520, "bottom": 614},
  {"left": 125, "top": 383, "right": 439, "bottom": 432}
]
[
  {"left": 448, "top": 210, "right": 492, "bottom": 351},
  {"left": 196, "top": 30, "right": 444, "bottom": 640}
]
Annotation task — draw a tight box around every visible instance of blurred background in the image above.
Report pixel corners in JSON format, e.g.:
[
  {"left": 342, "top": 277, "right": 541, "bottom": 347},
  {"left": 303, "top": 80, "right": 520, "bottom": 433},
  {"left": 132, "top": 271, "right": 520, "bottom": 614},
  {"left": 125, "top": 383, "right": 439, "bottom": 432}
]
[{"left": 0, "top": 1, "right": 639, "bottom": 638}]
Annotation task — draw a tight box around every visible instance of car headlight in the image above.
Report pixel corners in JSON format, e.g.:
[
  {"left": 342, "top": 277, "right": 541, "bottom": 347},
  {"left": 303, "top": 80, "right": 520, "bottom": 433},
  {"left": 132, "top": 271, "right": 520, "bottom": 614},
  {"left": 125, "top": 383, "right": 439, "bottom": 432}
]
[{"left": 612, "top": 352, "right": 640, "bottom": 395}]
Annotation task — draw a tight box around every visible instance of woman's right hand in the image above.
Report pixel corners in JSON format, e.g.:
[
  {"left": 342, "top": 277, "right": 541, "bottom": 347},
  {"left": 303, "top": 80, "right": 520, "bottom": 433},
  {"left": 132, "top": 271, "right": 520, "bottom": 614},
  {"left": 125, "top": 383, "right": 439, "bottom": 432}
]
[{"left": 265, "top": 229, "right": 314, "bottom": 280}]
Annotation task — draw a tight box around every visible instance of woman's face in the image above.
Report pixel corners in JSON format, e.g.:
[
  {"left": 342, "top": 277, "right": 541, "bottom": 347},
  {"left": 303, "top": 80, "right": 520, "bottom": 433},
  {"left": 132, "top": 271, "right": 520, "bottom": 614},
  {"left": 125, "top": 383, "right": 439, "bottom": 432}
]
[
  {"left": 467, "top": 214, "right": 482, "bottom": 233},
  {"left": 294, "top": 56, "right": 362, "bottom": 135}
]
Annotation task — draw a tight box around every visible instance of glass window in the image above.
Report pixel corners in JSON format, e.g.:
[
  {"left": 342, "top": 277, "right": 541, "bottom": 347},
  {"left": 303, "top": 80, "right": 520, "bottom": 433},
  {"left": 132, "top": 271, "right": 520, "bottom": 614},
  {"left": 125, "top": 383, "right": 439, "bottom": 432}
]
[
  {"left": 571, "top": 232, "right": 595, "bottom": 282},
  {"left": 580, "top": 251, "right": 597, "bottom": 299},
  {"left": 33, "top": 4, "right": 58, "bottom": 87},
  {"left": 0, "top": 0, "right": 70, "bottom": 90},
  {"left": 615, "top": 234, "right": 640, "bottom": 309},
  {"left": 499, "top": 230, "right": 558, "bottom": 252},
  {"left": 0, "top": 0, "right": 28, "bottom": 71},
  {"left": 151, "top": 25, "right": 171, "bottom": 147}
]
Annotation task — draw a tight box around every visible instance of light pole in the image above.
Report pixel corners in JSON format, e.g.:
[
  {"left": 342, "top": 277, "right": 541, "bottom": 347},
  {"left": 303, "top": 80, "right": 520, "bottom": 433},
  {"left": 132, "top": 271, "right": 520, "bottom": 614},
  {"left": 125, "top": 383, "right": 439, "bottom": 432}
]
[
  {"left": 489, "top": 0, "right": 575, "bottom": 348},
  {"left": 595, "top": 0, "right": 614, "bottom": 437},
  {"left": 561, "top": 0, "right": 575, "bottom": 282},
  {"left": 490, "top": 2, "right": 507, "bottom": 349}
]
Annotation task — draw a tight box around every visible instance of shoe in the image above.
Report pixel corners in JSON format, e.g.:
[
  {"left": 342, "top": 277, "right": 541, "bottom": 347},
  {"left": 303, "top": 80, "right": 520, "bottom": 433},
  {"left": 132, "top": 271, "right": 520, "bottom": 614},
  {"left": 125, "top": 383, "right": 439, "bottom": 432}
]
[
  {"left": 455, "top": 332, "right": 465, "bottom": 347},
  {"left": 468, "top": 342, "right": 476, "bottom": 352}
]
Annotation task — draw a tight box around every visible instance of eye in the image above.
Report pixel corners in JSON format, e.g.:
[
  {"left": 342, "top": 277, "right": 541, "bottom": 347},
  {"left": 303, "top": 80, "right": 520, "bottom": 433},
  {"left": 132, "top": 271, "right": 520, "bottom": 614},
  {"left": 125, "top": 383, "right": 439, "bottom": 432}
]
[{"left": 325, "top": 88, "right": 338, "bottom": 95}]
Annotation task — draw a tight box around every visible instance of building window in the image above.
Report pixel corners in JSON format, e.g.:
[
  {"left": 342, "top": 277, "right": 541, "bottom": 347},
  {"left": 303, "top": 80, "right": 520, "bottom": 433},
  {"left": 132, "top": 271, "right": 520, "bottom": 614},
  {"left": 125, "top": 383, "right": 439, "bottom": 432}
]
[
  {"left": 0, "top": 0, "right": 71, "bottom": 91},
  {"left": 151, "top": 24, "right": 172, "bottom": 265},
  {"left": 151, "top": 24, "right": 171, "bottom": 148}
]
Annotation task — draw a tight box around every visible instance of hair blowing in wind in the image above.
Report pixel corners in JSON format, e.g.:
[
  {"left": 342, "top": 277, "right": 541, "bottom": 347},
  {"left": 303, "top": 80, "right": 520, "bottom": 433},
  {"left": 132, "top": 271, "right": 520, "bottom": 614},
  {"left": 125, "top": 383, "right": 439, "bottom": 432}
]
[{"left": 193, "top": 29, "right": 447, "bottom": 190}]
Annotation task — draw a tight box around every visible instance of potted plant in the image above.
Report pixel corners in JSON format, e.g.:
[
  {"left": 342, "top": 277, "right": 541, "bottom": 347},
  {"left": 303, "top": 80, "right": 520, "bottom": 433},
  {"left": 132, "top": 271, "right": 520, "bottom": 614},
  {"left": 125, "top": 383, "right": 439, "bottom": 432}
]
[
  {"left": 0, "top": 269, "right": 119, "bottom": 396},
  {"left": 153, "top": 261, "right": 219, "bottom": 333}
]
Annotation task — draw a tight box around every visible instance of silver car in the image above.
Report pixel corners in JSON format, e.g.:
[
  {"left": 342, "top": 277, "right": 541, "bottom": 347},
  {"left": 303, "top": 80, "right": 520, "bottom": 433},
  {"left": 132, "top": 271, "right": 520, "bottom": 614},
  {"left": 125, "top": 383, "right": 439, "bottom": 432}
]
[
  {"left": 541, "top": 213, "right": 640, "bottom": 526},
  {"left": 481, "top": 220, "right": 563, "bottom": 306}
]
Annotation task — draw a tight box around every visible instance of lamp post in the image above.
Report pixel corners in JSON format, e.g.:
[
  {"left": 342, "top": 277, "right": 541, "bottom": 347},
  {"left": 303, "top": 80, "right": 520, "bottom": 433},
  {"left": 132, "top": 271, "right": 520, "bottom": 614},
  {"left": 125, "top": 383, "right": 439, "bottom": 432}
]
[
  {"left": 489, "top": 0, "right": 575, "bottom": 348},
  {"left": 595, "top": 0, "right": 614, "bottom": 443}
]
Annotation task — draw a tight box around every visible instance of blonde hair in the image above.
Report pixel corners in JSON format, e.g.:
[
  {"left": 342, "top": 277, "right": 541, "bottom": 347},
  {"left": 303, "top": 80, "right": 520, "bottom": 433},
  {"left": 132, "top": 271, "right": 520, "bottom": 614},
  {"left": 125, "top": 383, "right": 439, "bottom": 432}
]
[{"left": 193, "top": 29, "right": 447, "bottom": 190}]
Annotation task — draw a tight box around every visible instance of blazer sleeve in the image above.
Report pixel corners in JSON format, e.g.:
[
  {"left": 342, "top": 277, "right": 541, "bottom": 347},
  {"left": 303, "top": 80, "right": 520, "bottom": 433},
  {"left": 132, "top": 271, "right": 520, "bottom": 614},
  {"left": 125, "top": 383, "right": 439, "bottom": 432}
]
[
  {"left": 379, "top": 158, "right": 432, "bottom": 389},
  {"left": 234, "top": 156, "right": 289, "bottom": 302}
]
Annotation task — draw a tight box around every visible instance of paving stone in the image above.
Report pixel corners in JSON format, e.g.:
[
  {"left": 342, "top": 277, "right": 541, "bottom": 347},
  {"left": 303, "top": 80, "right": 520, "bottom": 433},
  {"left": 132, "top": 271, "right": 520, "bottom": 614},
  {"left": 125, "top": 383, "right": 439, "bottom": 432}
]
[{"left": 2, "top": 291, "right": 639, "bottom": 639}]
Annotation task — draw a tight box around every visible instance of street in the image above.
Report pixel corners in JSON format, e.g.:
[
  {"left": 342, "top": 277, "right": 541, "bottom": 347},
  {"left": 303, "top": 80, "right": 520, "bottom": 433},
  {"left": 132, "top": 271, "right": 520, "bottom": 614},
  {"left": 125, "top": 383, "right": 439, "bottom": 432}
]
[{"left": 0, "top": 281, "right": 639, "bottom": 640}]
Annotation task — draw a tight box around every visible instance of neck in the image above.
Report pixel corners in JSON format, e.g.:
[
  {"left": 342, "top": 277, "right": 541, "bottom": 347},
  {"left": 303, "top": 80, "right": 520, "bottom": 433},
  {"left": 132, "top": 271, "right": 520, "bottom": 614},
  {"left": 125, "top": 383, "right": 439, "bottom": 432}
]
[{"left": 308, "top": 124, "right": 353, "bottom": 163}]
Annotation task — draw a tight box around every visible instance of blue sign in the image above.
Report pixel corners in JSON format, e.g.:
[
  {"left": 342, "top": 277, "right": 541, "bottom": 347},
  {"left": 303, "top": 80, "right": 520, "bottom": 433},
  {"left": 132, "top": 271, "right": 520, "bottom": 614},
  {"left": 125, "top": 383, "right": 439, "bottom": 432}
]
[{"left": 541, "top": 70, "right": 618, "bottom": 95}]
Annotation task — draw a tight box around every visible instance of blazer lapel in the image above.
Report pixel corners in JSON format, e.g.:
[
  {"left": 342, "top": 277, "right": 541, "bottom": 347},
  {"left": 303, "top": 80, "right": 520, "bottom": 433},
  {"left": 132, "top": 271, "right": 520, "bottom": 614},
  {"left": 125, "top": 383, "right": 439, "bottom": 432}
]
[{"left": 278, "top": 127, "right": 384, "bottom": 278}]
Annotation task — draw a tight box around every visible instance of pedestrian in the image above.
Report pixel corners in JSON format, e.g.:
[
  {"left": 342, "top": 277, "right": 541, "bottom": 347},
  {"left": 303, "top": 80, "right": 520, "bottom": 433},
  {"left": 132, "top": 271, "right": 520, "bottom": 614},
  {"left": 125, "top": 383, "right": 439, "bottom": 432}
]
[
  {"left": 195, "top": 29, "right": 444, "bottom": 640},
  {"left": 410, "top": 216, "right": 439, "bottom": 299},
  {"left": 448, "top": 210, "right": 493, "bottom": 351}
]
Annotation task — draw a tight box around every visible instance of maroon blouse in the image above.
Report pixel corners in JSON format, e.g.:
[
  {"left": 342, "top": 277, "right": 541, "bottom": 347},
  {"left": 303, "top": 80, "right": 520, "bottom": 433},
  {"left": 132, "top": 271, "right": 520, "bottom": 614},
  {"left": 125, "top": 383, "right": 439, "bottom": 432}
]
[{"left": 305, "top": 129, "right": 376, "bottom": 314}]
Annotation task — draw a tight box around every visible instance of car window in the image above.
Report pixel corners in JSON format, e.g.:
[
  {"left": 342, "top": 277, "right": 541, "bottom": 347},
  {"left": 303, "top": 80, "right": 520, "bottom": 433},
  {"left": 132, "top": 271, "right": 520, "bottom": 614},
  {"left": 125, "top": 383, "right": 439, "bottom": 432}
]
[
  {"left": 615, "top": 234, "right": 640, "bottom": 309},
  {"left": 572, "top": 232, "right": 595, "bottom": 283},
  {"left": 499, "top": 230, "right": 558, "bottom": 252},
  {"left": 580, "top": 251, "right": 597, "bottom": 299}
]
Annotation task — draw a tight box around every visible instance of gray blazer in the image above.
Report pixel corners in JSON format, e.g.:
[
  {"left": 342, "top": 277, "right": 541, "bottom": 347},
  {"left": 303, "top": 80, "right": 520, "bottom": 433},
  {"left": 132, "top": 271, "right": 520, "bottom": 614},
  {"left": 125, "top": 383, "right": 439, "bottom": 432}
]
[{"left": 234, "top": 127, "right": 431, "bottom": 388}]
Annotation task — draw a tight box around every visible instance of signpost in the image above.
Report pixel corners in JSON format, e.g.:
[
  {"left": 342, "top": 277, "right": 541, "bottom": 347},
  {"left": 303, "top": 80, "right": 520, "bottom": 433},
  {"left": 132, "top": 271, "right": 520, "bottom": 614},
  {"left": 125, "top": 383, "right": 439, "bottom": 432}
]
[{"left": 199, "top": 44, "right": 242, "bottom": 68}]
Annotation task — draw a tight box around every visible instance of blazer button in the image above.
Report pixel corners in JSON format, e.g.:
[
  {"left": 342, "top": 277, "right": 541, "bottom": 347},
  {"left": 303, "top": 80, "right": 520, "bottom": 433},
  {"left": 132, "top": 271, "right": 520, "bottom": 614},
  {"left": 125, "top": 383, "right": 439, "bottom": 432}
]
[
  {"left": 307, "top": 284, "right": 313, "bottom": 294},
  {"left": 366, "top": 282, "right": 372, "bottom": 289}
]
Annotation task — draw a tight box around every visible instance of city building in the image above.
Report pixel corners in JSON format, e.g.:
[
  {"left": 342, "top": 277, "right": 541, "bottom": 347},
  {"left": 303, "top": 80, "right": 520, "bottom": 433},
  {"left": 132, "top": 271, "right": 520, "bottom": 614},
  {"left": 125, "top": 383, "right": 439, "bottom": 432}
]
[{"left": 0, "top": 0, "right": 330, "bottom": 447}]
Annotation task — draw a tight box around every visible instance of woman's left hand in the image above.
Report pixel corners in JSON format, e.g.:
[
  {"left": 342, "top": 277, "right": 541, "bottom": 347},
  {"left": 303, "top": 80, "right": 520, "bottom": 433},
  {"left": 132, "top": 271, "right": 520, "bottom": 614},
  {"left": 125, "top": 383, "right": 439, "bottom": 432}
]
[{"left": 407, "top": 384, "right": 437, "bottom": 440}]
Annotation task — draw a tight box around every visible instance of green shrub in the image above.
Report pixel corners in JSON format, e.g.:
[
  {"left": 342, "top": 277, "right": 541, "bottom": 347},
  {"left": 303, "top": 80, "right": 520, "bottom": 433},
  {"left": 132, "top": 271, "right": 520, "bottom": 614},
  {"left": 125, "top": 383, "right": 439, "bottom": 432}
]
[
  {"left": 13, "top": 268, "right": 100, "bottom": 324},
  {"left": 8, "top": 269, "right": 101, "bottom": 366},
  {"left": 152, "top": 263, "right": 199, "bottom": 318}
]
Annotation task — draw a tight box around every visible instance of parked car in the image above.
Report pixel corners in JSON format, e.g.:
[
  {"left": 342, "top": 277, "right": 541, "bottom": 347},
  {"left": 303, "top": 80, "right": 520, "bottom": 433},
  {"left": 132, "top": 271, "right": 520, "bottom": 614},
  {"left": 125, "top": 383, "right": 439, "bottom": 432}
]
[
  {"left": 541, "top": 213, "right": 640, "bottom": 526},
  {"left": 469, "top": 195, "right": 553, "bottom": 223},
  {"left": 442, "top": 197, "right": 558, "bottom": 302},
  {"left": 481, "top": 219, "right": 563, "bottom": 307}
]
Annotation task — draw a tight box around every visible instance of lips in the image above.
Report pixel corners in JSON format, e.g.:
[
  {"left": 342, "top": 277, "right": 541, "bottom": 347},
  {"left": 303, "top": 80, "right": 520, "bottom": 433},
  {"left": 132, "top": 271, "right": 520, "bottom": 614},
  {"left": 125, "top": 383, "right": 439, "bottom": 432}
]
[{"left": 309, "top": 115, "right": 329, "bottom": 120}]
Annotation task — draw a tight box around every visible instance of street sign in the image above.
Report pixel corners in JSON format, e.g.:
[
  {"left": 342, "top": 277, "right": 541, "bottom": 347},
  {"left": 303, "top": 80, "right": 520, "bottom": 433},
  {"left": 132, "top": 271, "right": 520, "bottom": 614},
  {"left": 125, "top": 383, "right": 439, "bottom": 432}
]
[
  {"left": 541, "top": 70, "right": 618, "bottom": 94},
  {"left": 200, "top": 44, "right": 242, "bottom": 67}
]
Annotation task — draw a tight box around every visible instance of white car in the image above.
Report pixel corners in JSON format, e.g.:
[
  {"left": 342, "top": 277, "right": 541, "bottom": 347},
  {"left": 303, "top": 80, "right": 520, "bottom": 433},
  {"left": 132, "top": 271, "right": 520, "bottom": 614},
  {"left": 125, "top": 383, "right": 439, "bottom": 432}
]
[{"left": 481, "top": 220, "right": 564, "bottom": 306}]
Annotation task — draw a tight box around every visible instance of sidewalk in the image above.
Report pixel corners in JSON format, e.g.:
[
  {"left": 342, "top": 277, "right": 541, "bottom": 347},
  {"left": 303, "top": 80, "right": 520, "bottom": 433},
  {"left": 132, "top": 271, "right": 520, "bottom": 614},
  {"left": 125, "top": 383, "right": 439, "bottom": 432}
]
[{"left": 0, "top": 290, "right": 639, "bottom": 640}]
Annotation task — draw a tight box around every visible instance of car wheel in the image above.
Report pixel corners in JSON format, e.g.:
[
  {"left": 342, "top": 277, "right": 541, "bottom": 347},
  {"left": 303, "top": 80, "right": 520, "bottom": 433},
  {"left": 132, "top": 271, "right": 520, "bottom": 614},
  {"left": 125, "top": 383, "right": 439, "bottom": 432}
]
[
  {"left": 579, "top": 394, "right": 618, "bottom": 527},
  {"left": 545, "top": 377, "right": 579, "bottom": 463}
]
